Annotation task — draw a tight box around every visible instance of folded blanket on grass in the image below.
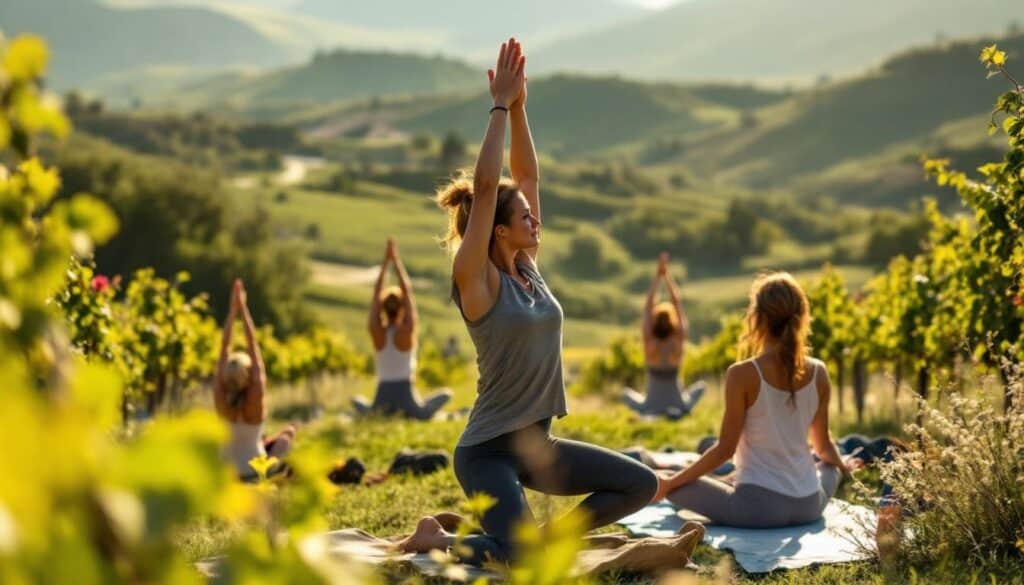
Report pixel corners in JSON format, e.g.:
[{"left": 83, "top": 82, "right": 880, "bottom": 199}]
[
  {"left": 302, "top": 526, "right": 704, "bottom": 580},
  {"left": 302, "top": 528, "right": 498, "bottom": 581},
  {"left": 619, "top": 499, "right": 877, "bottom": 573},
  {"left": 199, "top": 525, "right": 705, "bottom": 581}
]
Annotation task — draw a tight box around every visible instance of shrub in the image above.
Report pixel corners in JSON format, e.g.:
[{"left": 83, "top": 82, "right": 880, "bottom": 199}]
[
  {"left": 561, "top": 224, "right": 630, "bottom": 279},
  {"left": 573, "top": 336, "right": 645, "bottom": 396},
  {"left": 866, "top": 371, "right": 1024, "bottom": 567}
]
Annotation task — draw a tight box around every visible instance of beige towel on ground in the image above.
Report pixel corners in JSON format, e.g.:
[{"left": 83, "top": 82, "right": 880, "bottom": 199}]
[
  {"left": 198, "top": 523, "right": 704, "bottom": 581},
  {"left": 302, "top": 522, "right": 704, "bottom": 581}
]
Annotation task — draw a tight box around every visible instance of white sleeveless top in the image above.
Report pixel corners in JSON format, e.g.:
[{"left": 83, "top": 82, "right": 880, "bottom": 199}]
[
  {"left": 376, "top": 326, "right": 416, "bottom": 382},
  {"left": 225, "top": 421, "right": 265, "bottom": 476},
  {"left": 734, "top": 358, "right": 822, "bottom": 497}
]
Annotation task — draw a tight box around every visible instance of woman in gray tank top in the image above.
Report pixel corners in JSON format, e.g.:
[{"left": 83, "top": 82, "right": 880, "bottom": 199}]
[
  {"left": 397, "top": 38, "right": 659, "bottom": 565},
  {"left": 622, "top": 252, "right": 706, "bottom": 419}
]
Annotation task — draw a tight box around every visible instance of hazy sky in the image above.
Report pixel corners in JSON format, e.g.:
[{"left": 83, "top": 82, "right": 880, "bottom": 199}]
[{"left": 626, "top": 0, "right": 679, "bottom": 8}]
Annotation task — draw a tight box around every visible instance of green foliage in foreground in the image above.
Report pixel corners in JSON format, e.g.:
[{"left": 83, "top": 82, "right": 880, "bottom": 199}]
[{"left": 0, "top": 33, "right": 280, "bottom": 584}]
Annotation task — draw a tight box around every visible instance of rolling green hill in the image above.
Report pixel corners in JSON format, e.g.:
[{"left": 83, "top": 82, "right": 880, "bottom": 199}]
[
  {"left": 161, "top": 48, "right": 483, "bottom": 110},
  {"left": 401, "top": 75, "right": 730, "bottom": 156},
  {"left": 671, "top": 34, "right": 1024, "bottom": 197},
  {"left": 789, "top": 116, "right": 1005, "bottom": 209},
  {"left": 294, "top": 75, "right": 789, "bottom": 156},
  {"left": 0, "top": 0, "right": 289, "bottom": 90},
  {"left": 535, "top": 0, "right": 1021, "bottom": 82},
  {"left": 203, "top": 33, "right": 1021, "bottom": 171}
]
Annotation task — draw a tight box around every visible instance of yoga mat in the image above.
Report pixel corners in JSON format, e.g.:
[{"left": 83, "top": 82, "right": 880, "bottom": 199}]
[{"left": 619, "top": 499, "right": 877, "bottom": 573}]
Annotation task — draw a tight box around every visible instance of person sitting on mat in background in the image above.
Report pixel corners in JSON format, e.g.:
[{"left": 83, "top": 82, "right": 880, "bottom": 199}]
[
  {"left": 623, "top": 252, "right": 705, "bottom": 419},
  {"left": 352, "top": 238, "right": 452, "bottom": 420},
  {"left": 652, "top": 272, "right": 855, "bottom": 527}
]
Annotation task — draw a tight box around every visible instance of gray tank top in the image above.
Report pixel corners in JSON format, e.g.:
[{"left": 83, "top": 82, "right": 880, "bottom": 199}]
[{"left": 453, "top": 260, "right": 568, "bottom": 447}]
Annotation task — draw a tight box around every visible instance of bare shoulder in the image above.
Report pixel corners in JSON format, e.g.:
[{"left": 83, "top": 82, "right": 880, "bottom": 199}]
[
  {"left": 806, "top": 357, "right": 828, "bottom": 381},
  {"left": 807, "top": 357, "right": 831, "bottom": 397},
  {"left": 725, "top": 360, "right": 760, "bottom": 391}
]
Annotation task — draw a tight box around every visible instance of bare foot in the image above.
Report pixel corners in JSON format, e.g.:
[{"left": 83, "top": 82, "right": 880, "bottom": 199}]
[
  {"left": 676, "top": 521, "right": 705, "bottom": 550},
  {"left": 432, "top": 512, "right": 464, "bottom": 533},
  {"left": 397, "top": 516, "right": 452, "bottom": 554},
  {"left": 575, "top": 521, "right": 706, "bottom": 573}
]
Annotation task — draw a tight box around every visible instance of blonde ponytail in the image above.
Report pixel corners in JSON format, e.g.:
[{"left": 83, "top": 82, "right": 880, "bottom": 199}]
[{"left": 739, "top": 272, "right": 811, "bottom": 406}]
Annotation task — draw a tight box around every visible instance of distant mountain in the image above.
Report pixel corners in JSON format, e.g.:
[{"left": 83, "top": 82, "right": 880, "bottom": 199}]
[
  {"left": 293, "top": 0, "right": 644, "bottom": 55},
  {"left": 535, "top": 0, "right": 1021, "bottom": 82},
  {"left": 0, "top": 0, "right": 289, "bottom": 90},
  {"left": 164, "top": 48, "right": 483, "bottom": 110},
  {"left": 136, "top": 1, "right": 444, "bottom": 57}
]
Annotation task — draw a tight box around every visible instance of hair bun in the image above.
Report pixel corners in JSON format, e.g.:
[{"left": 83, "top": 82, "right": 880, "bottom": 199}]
[{"left": 452, "top": 189, "right": 472, "bottom": 207}]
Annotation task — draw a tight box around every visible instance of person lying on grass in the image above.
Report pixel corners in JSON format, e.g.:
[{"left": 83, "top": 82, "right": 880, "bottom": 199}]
[
  {"left": 215, "top": 279, "right": 295, "bottom": 480},
  {"left": 352, "top": 237, "right": 452, "bottom": 420},
  {"left": 651, "top": 272, "right": 855, "bottom": 527},
  {"left": 399, "top": 37, "right": 660, "bottom": 565},
  {"left": 622, "top": 251, "right": 705, "bottom": 419}
]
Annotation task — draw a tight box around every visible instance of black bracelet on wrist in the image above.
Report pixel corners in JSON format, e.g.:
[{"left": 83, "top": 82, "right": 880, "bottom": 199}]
[{"left": 490, "top": 105, "right": 509, "bottom": 115}]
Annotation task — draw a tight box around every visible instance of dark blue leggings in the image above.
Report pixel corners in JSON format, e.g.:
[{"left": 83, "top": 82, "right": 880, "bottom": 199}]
[
  {"left": 837, "top": 434, "right": 898, "bottom": 464},
  {"left": 452, "top": 419, "right": 658, "bottom": 565}
]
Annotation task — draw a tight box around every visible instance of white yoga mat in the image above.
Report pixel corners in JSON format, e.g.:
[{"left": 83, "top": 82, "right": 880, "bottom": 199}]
[{"left": 619, "top": 499, "right": 877, "bottom": 573}]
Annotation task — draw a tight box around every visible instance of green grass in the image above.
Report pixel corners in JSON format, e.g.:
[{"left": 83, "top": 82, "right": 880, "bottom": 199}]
[{"left": 178, "top": 372, "right": 1000, "bottom": 584}]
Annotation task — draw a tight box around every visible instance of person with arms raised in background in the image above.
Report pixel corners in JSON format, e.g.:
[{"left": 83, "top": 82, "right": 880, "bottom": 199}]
[
  {"left": 622, "top": 252, "right": 705, "bottom": 419},
  {"left": 352, "top": 238, "right": 453, "bottom": 420},
  {"left": 215, "top": 279, "right": 295, "bottom": 480}
]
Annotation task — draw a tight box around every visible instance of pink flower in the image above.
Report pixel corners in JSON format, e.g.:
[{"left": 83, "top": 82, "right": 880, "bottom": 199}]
[{"left": 90, "top": 275, "right": 110, "bottom": 293}]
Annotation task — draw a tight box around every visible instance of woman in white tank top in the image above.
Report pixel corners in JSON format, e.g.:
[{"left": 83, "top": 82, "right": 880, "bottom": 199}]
[
  {"left": 215, "top": 279, "right": 295, "bottom": 480},
  {"left": 651, "top": 272, "right": 854, "bottom": 528},
  {"left": 351, "top": 239, "right": 452, "bottom": 420}
]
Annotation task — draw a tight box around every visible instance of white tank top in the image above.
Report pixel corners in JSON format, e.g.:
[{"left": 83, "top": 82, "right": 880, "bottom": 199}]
[
  {"left": 734, "top": 357, "right": 822, "bottom": 497},
  {"left": 376, "top": 327, "right": 415, "bottom": 382},
  {"left": 225, "top": 421, "right": 265, "bottom": 476}
]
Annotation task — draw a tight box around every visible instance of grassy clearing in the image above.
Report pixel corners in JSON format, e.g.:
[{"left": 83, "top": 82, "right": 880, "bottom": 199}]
[{"left": 174, "top": 371, "right": 1016, "bottom": 584}]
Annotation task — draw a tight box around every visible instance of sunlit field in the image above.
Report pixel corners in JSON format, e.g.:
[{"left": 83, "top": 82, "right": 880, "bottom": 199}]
[{"left": 3, "top": 3, "right": 1024, "bottom": 583}]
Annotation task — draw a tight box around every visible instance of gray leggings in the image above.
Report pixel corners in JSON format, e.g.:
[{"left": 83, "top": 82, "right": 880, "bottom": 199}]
[
  {"left": 666, "top": 463, "right": 842, "bottom": 528},
  {"left": 453, "top": 419, "right": 658, "bottom": 565},
  {"left": 351, "top": 379, "right": 451, "bottom": 421},
  {"left": 622, "top": 378, "right": 706, "bottom": 419}
]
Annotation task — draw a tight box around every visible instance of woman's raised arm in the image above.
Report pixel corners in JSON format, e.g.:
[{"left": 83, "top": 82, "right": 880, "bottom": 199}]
[
  {"left": 367, "top": 242, "right": 391, "bottom": 348},
  {"left": 390, "top": 239, "right": 418, "bottom": 330},
  {"left": 214, "top": 281, "right": 241, "bottom": 413},
  {"left": 452, "top": 38, "right": 525, "bottom": 308},
  {"left": 643, "top": 256, "right": 665, "bottom": 340},
  {"left": 661, "top": 253, "right": 687, "bottom": 341},
  {"left": 237, "top": 284, "right": 266, "bottom": 418},
  {"left": 509, "top": 57, "right": 539, "bottom": 262}
]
